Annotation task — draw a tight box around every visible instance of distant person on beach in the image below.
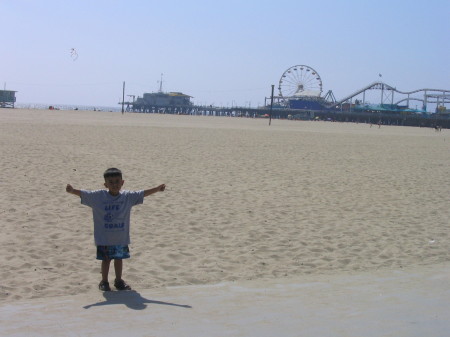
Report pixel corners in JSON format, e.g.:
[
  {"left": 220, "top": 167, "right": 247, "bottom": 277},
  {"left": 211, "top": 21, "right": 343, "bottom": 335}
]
[{"left": 66, "top": 168, "right": 165, "bottom": 291}]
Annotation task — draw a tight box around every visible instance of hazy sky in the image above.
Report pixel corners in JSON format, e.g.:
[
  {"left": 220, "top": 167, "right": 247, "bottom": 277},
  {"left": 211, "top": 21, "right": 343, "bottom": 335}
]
[{"left": 1, "top": 0, "right": 449, "bottom": 108}]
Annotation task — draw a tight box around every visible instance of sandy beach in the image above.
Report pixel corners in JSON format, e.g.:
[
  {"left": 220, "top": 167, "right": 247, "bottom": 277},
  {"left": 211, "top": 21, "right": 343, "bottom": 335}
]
[{"left": 1, "top": 108, "right": 449, "bottom": 303}]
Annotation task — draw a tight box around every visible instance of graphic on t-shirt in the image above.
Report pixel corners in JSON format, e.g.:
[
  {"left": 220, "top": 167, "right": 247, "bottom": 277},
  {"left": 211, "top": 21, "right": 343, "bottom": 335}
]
[
  {"left": 103, "top": 204, "right": 124, "bottom": 231},
  {"left": 104, "top": 212, "right": 114, "bottom": 222}
]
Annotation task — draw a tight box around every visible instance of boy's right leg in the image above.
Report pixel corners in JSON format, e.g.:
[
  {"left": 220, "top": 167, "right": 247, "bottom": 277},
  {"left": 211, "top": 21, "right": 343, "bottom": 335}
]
[
  {"left": 101, "top": 258, "right": 112, "bottom": 282},
  {"left": 99, "top": 259, "right": 112, "bottom": 291}
]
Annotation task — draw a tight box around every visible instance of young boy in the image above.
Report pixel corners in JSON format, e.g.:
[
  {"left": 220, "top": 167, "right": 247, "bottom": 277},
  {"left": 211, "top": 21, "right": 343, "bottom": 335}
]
[{"left": 66, "top": 168, "right": 165, "bottom": 291}]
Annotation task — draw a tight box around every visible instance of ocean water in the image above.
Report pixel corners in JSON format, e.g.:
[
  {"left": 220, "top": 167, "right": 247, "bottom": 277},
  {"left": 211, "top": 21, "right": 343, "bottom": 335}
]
[{"left": 15, "top": 102, "right": 122, "bottom": 112}]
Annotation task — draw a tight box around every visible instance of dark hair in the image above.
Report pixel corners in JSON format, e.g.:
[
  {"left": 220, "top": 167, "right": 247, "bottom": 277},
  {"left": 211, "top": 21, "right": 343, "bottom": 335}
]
[{"left": 103, "top": 168, "right": 122, "bottom": 179}]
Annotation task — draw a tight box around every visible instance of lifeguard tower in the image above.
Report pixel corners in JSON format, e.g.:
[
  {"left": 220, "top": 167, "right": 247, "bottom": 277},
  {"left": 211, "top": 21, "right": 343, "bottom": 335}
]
[{"left": 0, "top": 90, "right": 17, "bottom": 108}]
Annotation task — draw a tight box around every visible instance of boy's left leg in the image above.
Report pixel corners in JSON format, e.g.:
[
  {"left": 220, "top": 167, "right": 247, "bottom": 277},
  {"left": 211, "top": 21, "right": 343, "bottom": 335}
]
[
  {"left": 114, "top": 259, "right": 131, "bottom": 290},
  {"left": 114, "top": 259, "right": 123, "bottom": 280}
]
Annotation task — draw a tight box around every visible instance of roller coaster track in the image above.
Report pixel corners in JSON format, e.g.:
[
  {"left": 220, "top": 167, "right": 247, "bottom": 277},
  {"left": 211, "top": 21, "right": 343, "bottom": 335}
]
[{"left": 327, "top": 82, "right": 450, "bottom": 109}]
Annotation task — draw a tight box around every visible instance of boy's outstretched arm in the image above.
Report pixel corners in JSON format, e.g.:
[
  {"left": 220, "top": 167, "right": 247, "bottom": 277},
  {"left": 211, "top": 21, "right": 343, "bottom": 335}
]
[
  {"left": 144, "top": 184, "right": 166, "bottom": 197},
  {"left": 66, "top": 184, "right": 81, "bottom": 197}
]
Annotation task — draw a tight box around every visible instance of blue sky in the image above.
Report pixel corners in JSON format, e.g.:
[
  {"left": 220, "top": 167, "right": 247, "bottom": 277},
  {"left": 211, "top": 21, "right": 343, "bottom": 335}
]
[{"left": 1, "top": 0, "right": 449, "bottom": 108}]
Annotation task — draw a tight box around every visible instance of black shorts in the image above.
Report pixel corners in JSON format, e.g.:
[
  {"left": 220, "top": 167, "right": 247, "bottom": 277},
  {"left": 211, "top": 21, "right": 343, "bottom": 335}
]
[{"left": 96, "top": 245, "right": 130, "bottom": 260}]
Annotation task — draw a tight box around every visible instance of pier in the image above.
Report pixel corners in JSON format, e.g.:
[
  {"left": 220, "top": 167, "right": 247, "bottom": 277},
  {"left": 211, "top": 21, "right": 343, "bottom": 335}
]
[
  {"left": 124, "top": 104, "right": 450, "bottom": 129},
  {"left": 119, "top": 68, "right": 450, "bottom": 129}
]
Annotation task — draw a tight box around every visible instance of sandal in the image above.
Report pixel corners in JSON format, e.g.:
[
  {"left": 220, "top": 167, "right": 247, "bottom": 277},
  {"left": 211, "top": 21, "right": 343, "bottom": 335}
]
[
  {"left": 99, "top": 280, "right": 111, "bottom": 291},
  {"left": 114, "top": 278, "right": 131, "bottom": 291}
]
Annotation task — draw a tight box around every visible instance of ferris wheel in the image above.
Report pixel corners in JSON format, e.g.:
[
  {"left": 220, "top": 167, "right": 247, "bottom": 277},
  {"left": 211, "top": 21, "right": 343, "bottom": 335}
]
[{"left": 278, "top": 65, "right": 323, "bottom": 100}]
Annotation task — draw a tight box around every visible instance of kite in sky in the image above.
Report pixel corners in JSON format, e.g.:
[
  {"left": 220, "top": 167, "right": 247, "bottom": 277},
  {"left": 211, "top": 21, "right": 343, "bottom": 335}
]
[{"left": 70, "top": 48, "right": 78, "bottom": 61}]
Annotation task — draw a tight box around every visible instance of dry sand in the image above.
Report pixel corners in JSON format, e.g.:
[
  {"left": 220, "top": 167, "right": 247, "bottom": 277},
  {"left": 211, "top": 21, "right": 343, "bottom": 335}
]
[{"left": 1, "top": 108, "right": 449, "bottom": 303}]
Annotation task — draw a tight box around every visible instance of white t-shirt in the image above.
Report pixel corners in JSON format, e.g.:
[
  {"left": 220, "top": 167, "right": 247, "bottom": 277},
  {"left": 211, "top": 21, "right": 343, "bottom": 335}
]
[{"left": 80, "top": 189, "right": 144, "bottom": 246}]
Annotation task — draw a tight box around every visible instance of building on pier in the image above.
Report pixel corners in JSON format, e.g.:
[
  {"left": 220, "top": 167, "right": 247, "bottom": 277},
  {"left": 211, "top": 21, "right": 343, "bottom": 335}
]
[{"left": 131, "top": 91, "right": 193, "bottom": 112}]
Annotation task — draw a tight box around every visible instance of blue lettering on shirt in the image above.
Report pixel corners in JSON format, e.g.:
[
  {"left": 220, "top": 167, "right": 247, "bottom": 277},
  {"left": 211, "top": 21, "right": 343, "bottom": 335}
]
[
  {"left": 104, "top": 223, "right": 125, "bottom": 230},
  {"left": 104, "top": 205, "right": 120, "bottom": 211}
]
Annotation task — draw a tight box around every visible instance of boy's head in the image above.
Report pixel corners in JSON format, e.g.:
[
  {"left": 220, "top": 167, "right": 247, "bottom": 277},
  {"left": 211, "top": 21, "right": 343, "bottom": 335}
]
[
  {"left": 103, "top": 167, "right": 122, "bottom": 180},
  {"left": 103, "top": 168, "right": 124, "bottom": 195}
]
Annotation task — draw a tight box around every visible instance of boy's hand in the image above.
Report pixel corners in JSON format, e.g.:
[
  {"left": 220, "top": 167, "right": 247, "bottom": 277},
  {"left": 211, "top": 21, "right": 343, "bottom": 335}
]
[
  {"left": 66, "top": 184, "right": 74, "bottom": 193},
  {"left": 66, "top": 184, "right": 81, "bottom": 197},
  {"left": 143, "top": 184, "right": 166, "bottom": 197}
]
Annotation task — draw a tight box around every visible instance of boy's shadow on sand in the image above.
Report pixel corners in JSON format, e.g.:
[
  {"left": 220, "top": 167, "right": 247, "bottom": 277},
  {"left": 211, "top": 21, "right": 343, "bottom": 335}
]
[{"left": 83, "top": 290, "right": 192, "bottom": 311}]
